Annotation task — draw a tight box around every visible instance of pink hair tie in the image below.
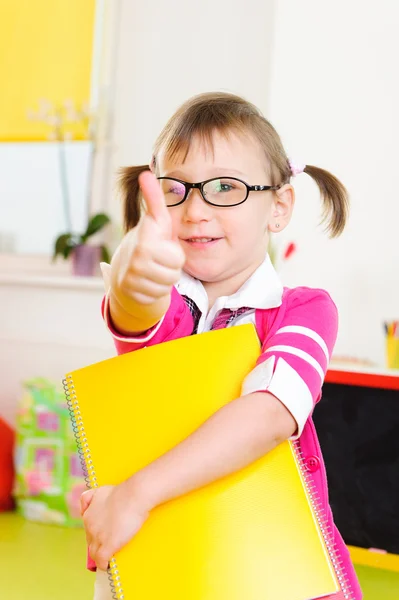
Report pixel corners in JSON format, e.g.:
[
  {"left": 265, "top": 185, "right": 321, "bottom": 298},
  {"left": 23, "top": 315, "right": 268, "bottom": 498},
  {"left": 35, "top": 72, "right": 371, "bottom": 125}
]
[{"left": 288, "top": 159, "right": 306, "bottom": 177}]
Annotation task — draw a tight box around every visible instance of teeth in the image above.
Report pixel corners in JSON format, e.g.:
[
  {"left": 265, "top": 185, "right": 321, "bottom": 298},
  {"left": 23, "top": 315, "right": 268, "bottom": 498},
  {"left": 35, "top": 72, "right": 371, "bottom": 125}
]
[{"left": 189, "top": 238, "right": 214, "bottom": 242}]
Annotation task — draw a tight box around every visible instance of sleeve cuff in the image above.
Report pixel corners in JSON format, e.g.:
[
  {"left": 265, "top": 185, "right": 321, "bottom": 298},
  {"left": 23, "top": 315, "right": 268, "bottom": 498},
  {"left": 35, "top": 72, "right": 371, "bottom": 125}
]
[
  {"left": 103, "top": 292, "right": 164, "bottom": 344},
  {"left": 241, "top": 357, "right": 313, "bottom": 439}
]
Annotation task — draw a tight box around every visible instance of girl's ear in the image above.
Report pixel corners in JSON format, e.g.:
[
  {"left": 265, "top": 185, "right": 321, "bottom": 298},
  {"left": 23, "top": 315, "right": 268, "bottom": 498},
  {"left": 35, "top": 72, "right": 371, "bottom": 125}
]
[{"left": 268, "top": 184, "right": 295, "bottom": 233}]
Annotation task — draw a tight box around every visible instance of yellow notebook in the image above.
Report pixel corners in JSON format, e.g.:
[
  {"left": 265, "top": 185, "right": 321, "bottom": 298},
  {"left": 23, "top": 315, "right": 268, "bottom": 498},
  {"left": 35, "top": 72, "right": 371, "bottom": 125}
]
[{"left": 64, "top": 324, "right": 340, "bottom": 600}]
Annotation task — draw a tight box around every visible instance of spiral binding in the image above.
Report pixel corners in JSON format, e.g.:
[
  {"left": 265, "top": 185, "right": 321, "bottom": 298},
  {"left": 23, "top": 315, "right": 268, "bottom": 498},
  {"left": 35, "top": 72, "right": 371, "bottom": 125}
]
[
  {"left": 292, "top": 440, "right": 355, "bottom": 600},
  {"left": 108, "top": 558, "right": 124, "bottom": 599},
  {"left": 63, "top": 375, "right": 124, "bottom": 600}
]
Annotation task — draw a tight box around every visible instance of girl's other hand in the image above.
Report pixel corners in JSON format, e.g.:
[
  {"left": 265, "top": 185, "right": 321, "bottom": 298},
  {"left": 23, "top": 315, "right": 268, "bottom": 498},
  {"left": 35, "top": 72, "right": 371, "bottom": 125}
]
[{"left": 81, "top": 483, "right": 149, "bottom": 571}]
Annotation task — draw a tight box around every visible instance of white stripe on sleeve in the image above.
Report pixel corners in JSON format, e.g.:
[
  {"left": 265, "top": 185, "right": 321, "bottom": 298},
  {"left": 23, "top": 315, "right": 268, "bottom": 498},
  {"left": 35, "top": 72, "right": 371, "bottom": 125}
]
[
  {"left": 241, "top": 356, "right": 275, "bottom": 396},
  {"left": 266, "top": 358, "right": 314, "bottom": 439},
  {"left": 275, "top": 325, "right": 330, "bottom": 361},
  {"left": 264, "top": 345, "right": 325, "bottom": 381}
]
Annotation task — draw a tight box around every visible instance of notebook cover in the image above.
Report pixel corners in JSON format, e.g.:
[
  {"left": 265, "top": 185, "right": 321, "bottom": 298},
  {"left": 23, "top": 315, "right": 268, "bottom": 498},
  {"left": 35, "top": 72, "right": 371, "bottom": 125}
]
[{"left": 65, "top": 324, "right": 340, "bottom": 600}]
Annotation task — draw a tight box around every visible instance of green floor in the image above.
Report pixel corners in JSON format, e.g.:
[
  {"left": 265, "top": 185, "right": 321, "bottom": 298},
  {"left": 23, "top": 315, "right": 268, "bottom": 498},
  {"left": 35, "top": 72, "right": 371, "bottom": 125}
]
[{"left": 1, "top": 513, "right": 398, "bottom": 599}]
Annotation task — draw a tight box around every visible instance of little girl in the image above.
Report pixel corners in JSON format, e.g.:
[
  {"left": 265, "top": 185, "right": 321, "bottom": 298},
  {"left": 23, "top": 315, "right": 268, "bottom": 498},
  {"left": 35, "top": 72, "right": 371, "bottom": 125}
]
[{"left": 82, "top": 92, "right": 362, "bottom": 600}]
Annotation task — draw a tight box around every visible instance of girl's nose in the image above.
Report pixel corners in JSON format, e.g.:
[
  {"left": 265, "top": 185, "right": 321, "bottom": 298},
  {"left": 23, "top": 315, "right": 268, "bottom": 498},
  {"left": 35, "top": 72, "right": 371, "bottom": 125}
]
[{"left": 183, "top": 188, "right": 213, "bottom": 222}]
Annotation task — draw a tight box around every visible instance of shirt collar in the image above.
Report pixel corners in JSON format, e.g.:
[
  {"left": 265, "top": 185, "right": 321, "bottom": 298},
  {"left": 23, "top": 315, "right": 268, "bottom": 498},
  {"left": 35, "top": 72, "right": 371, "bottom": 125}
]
[{"left": 175, "top": 254, "right": 283, "bottom": 317}]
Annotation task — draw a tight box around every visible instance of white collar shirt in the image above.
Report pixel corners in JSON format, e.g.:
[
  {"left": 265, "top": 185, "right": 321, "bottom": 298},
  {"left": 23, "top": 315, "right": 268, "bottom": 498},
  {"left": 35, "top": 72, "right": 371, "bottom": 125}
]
[{"left": 175, "top": 254, "right": 283, "bottom": 334}]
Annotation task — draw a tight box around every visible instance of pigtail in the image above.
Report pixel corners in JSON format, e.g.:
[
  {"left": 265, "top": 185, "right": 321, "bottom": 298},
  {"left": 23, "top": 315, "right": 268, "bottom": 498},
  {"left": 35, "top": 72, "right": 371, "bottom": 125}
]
[
  {"left": 304, "top": 165, "right": 349, "bottom": 237},
  {"left": 119, "top": 165, "right": 150, "bottom": 233}
]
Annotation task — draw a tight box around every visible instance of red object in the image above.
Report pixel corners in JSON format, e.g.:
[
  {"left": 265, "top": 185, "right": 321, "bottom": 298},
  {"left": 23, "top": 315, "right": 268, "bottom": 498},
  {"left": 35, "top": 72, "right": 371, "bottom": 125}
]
[
  {"left": 283, "top": 242, "right": 296, "bottom": 260},
  {"left": 0, "top": 417, "right": 15, "bottom": 511},
  {"left": 325, "top": 369, "right": 399, "bottom": 391}
]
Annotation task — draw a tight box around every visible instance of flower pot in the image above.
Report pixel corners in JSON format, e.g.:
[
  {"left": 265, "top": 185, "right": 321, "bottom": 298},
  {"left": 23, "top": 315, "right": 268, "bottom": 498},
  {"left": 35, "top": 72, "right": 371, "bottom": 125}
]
[{"left": 71, "top": 244, "right": 101, "bottom": 277}]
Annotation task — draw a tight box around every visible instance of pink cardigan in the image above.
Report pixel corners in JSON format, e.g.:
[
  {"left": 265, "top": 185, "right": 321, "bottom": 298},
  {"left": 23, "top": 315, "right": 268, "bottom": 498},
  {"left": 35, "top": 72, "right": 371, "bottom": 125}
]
[{"left": 89, "top": 286, "right": 362, "bottom": 600}]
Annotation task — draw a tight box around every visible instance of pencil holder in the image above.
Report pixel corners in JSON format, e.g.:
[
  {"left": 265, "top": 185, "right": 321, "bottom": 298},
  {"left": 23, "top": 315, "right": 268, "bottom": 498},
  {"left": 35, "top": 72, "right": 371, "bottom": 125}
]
[{"left": 385, "top": 321, "right": 399, "bottom": 369}]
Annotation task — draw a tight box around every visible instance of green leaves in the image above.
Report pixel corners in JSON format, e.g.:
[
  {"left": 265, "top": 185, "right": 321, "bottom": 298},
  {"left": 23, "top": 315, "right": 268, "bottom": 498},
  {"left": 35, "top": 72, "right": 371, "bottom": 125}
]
[
  {"left": 53, "top": 212, "right": 111, "bottom": 262},
  {"left": 82, "top": 213, "right": 111, "bottom": 241},
  {"left": 53, "top": 233, "right": 75, "bottom": 260},
  {"left": 100, "top": 244, "right": 111, "bottom": 263}
]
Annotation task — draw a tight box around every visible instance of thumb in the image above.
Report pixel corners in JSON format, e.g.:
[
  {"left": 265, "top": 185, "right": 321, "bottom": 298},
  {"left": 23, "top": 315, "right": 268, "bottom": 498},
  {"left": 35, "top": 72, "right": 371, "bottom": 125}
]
[
  {"left": 100, "top": 262, "right": 112, "bottom": 292},
  {"left": 80, "top": 489, "right": 96, "bottom": 516},
  {"left": 139, "top": 171, "right": 171, "bottom": 236}
]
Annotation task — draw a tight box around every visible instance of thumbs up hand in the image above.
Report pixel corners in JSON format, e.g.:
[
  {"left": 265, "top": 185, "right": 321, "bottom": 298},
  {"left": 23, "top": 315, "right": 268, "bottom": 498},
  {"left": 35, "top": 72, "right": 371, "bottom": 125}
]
[{"left": 106, "top": 171, "right": 186, "bottom": 334}]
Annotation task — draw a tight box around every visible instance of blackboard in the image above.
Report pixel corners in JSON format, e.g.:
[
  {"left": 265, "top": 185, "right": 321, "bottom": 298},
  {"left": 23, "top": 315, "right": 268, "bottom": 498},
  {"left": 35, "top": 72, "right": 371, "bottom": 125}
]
[{"left": 313, "top": 382, "right": 399, "bottom": 554}]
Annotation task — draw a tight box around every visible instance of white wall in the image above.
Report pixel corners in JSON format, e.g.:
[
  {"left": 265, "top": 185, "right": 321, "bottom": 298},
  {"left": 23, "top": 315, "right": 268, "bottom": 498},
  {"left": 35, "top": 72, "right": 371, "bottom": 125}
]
[
  {"left": 266, "top": 0, "right": 399, "bottom": 366},
  {"left": 109, "top": 0, "right": 275, "bottom": 182},
  {"left": 0, "top": 277, "right": 114, "bottom": 426}
]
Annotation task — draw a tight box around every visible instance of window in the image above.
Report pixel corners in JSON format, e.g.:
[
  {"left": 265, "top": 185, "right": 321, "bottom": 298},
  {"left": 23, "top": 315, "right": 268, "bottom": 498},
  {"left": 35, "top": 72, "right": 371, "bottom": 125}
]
[{"left": 0, "top": 0, "right": 98, "bottom": 258}]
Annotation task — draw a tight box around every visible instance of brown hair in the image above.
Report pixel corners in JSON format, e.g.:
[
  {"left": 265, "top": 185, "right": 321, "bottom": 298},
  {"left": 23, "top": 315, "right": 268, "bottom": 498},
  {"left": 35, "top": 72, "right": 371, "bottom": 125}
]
[{"left": 120, "top": 92, "right": 348, "bottom": 237}]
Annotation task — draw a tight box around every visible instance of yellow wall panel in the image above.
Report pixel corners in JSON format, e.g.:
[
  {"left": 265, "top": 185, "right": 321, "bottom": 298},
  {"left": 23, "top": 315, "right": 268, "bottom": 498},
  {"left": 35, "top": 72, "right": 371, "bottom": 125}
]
[{"left": 0, "top": 0, "right": 96, "bottom": 141}]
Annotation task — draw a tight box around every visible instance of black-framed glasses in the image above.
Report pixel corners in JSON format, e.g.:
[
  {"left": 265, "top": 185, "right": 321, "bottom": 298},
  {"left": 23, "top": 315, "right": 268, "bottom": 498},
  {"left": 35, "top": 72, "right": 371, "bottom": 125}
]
[{"left": 157, "top": 176, "right": 281, "bottom": 208}]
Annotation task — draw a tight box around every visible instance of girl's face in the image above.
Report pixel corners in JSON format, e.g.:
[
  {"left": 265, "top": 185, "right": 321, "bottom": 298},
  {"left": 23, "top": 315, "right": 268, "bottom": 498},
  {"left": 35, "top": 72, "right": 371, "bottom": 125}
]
[{"left": 158, "top": 129, "right": 294, "bottom": 300}]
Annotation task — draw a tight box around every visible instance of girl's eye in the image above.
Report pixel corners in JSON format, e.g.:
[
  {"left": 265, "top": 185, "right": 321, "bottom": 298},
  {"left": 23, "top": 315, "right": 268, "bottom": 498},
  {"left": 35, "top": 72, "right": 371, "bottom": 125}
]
[
  {"left": 211, "top": 180, "right": 236, "bottom": 193},
  {"left": 165, "top": 183, "right": 185, "bottom": 196},
  {"left": 219, "top": 183, "right": 234, "bottom": 192}
]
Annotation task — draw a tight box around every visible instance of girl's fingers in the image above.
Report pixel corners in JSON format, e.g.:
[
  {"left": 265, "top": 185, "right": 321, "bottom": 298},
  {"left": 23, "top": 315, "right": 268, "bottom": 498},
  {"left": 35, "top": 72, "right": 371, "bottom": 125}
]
[
  {"left": 130, "top": 260, "right": 182, "bottom": 287},
  {"left": 151, "top": 240, "right": 186, "bottom": 269},
  {"left": 91, "top": 544, "right": 111, "bottom": 572},
  {"left": 139, "top": 171, "right": 172, "bottom": 235},
  {"left": 81, "top": 489, "right": 95, "bottom": 515},
  {"left": 133, "top": 237, "right": 185, "bottom": 271},
  {"left": 100, "top": 262, "right": 112, "bottom": 292},
  {"left": 123, "top": 278, "right": 174, "bottom": 302}
]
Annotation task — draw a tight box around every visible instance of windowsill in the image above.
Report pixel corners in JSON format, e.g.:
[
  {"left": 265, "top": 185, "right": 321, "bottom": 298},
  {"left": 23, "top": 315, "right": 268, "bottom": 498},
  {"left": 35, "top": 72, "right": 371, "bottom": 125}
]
[
  {"left": 328, "top": 361, "right": 399, "bottom": 377},
  {"left": 0, "top": 254, "right": 104, "bottom": 291},
  {"left": 0, "top": 271, "right": 104, "bottom": 291}
]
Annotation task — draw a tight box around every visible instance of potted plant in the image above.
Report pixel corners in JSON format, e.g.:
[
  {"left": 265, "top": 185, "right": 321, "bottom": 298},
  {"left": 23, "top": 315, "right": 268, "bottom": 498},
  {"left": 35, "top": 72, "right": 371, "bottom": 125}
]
[
  {"left": 53, "top": 212, "right": 111, "bottom": 276},
  {"left": 28, "top": 99, "right": 112, "bottom": 277}
]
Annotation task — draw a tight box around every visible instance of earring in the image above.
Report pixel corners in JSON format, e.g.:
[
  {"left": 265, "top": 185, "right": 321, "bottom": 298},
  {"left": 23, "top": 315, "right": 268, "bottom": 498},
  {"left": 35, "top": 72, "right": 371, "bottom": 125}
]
[{"left": 275, "top": 223, "right": 280, "bottom": 228}]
